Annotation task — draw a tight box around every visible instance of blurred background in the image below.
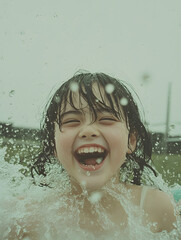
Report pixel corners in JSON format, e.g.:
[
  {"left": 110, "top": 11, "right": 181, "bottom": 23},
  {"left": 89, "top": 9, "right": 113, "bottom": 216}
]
[{"left": 0, "top": 0, "right": 181, "bottom": 186}]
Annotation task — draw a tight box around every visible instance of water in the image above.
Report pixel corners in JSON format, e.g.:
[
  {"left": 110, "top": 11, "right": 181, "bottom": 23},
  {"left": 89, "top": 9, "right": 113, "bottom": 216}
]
[
  {"left": 0, "top": 147, "right": 181, "bottom": 240},
  {"left": 70, "top": 82, "right": 79, "bottom": 92},
  {"left": 120, "top": 97, "right": 128, "bottom": 106},
  {"left": 105, "top": 84, "right": 115, "bottom": 94}
]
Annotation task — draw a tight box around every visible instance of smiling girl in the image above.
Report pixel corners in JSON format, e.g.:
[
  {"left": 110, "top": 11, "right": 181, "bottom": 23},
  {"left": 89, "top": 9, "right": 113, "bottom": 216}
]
[{"left": 4, "top": 72, "right": 180, "bottom": 239}]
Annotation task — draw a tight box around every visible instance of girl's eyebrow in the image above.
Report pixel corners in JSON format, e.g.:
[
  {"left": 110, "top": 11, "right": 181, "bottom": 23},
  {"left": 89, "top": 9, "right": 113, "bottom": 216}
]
[
  {"left": 97, "top": 109, "right": 114, "bottom": 114},
  {"left": 61, "top": 110, "right": 82, "bottom": 118}
]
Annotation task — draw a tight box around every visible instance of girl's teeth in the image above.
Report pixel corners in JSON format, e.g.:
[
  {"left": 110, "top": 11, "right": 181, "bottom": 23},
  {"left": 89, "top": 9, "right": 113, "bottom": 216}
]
[
  {"left": 84, "top": 148, "right": 89, "bottom": 153},
  {"left": 90, "top": 147, "right": 94, "bottom": 153},
  {"left": 77, "top": 147, "right": 105, "bottom": 154}
]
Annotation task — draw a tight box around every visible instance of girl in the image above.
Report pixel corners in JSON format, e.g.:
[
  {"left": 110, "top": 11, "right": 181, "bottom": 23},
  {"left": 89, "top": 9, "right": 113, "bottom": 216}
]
[{"left": 5, "top": 72, "right": 180, "bottom": 239}]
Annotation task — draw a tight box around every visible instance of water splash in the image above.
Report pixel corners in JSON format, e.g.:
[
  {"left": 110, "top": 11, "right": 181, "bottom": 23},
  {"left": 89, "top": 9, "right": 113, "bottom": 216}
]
[
  {"left": 120, "top": 97, "right": 128, "bottom": 106},
  {"left": 85, "top": 171, "right": 90, "bottom": 176},
  {"left": 88, "top": 191, "right": 102, "bottom": 204},
  {"left": 70, "top": 82, "right": 79, "bottom": 92},
  {"left": 96, "top": 158, "right": 103, "bottom": 164},
  {"left": 105, "top": 84, "right": 115, "bottom": 94},
  {"left": 9, "top": 90, "right": 15, "bottom": 97},
  {"left": 0, "top": 146, "right": 180, "bottom": 240}
]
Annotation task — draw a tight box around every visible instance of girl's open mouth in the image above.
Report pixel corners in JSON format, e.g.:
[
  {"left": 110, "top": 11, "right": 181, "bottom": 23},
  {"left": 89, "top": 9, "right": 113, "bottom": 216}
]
[{"left": 74, "top": 147, "right": 108, "bottom": 171}]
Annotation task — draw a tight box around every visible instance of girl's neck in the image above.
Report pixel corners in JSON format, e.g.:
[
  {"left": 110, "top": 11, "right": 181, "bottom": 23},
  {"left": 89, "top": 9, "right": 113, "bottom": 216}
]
[
  {"left": 69, "top": 174, "right": 123, "bottom": 196},
  {"left": 67, "top": 180, "right": 129, "bottom": 234}
]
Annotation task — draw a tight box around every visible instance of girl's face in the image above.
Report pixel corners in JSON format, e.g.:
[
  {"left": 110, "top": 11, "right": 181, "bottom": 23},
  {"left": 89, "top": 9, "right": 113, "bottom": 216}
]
[{"left": 54, "top": 84, "right": 136, "bottom": 191}]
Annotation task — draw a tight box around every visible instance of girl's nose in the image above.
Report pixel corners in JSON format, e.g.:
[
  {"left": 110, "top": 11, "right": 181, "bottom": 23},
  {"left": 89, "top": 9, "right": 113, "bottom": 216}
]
[{"left": 78, "top": 124, "right": 100, "bottom": 139}]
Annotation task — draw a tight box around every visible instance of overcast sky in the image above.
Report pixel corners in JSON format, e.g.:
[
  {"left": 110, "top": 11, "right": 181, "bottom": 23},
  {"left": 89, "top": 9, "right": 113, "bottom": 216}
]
[{"left": 0, "top": 0, "right": 181, "bottom": 135}]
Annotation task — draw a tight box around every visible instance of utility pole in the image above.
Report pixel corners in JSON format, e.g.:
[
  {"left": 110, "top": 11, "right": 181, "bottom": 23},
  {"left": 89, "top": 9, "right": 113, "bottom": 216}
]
[{"left": 165, "top": 82, "right": 172, "bottom": 153}]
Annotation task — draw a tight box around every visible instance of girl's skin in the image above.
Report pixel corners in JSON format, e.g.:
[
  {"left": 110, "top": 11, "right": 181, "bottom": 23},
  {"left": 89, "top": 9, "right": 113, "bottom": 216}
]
[
  {"left": 54, "top": 83, "right": 137, "bottom": 192},
  {"left": 54, "top": 83, "right": 176, "bottom": 234},
  {"left": 4, "top": 75, "right": 179, "bottom": 239}
]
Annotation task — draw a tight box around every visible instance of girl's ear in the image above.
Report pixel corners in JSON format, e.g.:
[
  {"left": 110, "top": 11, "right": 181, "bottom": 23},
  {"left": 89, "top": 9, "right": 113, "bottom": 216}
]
[{"left": 127, "top": 132, "right": 137, "bottom": 154}]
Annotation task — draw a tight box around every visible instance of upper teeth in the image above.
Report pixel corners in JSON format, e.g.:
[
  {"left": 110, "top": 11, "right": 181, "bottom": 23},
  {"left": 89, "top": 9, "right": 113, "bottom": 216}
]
[{"left": 77, "top": 147, "right": 104, "bottom": 154}]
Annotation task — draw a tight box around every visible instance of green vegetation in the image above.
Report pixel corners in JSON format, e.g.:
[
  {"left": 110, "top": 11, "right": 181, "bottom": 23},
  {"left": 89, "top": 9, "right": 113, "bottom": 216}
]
[
  {"left": 0, "top": 138, "right": 41, "bottom": 177},
  {"left": 152, "top": 154, "right": 181, "bottom": 186}
]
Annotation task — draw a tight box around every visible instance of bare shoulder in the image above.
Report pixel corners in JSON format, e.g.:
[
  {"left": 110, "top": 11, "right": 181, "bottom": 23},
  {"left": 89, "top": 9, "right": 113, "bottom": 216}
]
[
  {"left": 1, "top": 196, "right": 43, "bottom": 240},
  {"left": 144, "top": 187, "right": 177, "bottom": 232}
]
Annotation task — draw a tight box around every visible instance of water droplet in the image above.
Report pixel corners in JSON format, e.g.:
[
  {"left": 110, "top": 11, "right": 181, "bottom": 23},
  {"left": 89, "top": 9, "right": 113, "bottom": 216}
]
[
  {"left": 54, "top": 96, "right": 60, "bottom": 104},
  {"left": 169, "top": 124, "right": 175, "bottom": 130},
  {"left": 86, "top": 171, "right": 90, "bottom": 176},
  {"left": 19, "top": 31, "right": 25, "bottom": 35},
  {"left": 9, "top": 139, "right": 14, "bottom": 144},
  {"left": 105, "top": 84, "right": 115, "bottom": 94},
  {"left": 9, "top": 90, "right": 15, "bottom": 97},
  {"left": 80, "top": 180, "right": 86, "bottom": 187},
  {"left": 96, "top": 158, "right": 103, "bottom": 164},
  {"left": 120, "top": 97, "right": 128, "bottom": 106},
  {"left": 89, "top": 191, "right": 102, "bottom": 204},
  {"left": 141, "top": 73, "right": 151, "bottom": 85},
  {"left": 70, "top": 82, "right": 79, "bottom": 92}
]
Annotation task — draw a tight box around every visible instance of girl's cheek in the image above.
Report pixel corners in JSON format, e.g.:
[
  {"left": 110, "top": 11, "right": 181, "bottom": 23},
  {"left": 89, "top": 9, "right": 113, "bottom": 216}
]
[{"left": 57, "top": 131, "right": 76, "bottom": 151}]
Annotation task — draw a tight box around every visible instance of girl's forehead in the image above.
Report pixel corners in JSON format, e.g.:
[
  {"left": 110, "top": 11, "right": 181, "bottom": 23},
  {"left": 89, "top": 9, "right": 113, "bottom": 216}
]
[
  {"left": 59, "top": 83, "right": 123, "bottom": 117},
  {"left": 64, "top": 95, "right": 89, "bottom": 111},
  {"left": 63, "top": 83, "right": 111, "bottom": 111}
]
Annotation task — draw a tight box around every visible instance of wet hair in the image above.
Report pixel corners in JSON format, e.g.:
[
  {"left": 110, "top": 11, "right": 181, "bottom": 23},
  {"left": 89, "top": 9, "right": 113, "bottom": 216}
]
[{"left": 31, "top": 72, "right": 157, "bottom": 185}]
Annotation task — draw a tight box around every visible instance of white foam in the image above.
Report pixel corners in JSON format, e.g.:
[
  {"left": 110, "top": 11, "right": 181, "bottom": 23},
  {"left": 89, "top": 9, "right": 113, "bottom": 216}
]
[
  {"left": 88, "top": 191, "right": 102, "bottom": 204},
  {"left": 0, "top": 146, "right": 180, "bottom": 239}
]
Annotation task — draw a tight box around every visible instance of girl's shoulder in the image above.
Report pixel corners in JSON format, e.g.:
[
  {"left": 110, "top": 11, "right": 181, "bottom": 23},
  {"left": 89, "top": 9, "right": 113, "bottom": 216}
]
[
  {"left": 136, "top": 185, "right": 176, "bottom": 232},
  {"left": 127, "top": 183, "right": 175, "bottom": 208},
  {"left": 139, "top": 185, "right": 175, "bottom": 215}
]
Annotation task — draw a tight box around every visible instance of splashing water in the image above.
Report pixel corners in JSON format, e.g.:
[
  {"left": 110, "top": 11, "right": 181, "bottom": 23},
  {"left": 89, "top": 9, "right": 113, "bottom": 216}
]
[
  {"left": 105, "top": 84, "right": 115, "bottom": 94},
  {"left": 54, "top": 95, "right": 61, "bottom": 104},
  {"left": 0, "top": 146, "right": 180, "bottom": 240},
  {"left": 88, "top": 191, "right": 103, "bottom": 204},
  {"left": 120, "top": 97, "right": 128, "bottom": 106},
  {"left": 70, "top": 82, "right": 79, "bottom": 92},
  {"left": 96, "top": 158, "right": 103, "bottom": 164},
  {"left": 9, "top": 90, "right": 15, "bottom": 97}
]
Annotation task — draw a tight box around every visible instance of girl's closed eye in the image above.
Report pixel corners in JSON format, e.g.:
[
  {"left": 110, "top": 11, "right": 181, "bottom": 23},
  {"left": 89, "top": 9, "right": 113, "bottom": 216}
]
[
  {"left": 100, "top": 117, "right": 116, "bottom": 121},
  {"left": 62, "top": 119, "right": 80, "bottom": 125},
  {"left": 99, "top": 116, "right": 118, "bottom": 124}
]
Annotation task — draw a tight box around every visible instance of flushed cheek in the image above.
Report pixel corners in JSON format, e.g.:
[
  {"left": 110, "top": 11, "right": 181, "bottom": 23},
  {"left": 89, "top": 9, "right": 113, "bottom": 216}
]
[
  {"left": 106, "top": 128, "right": 128, "bottom": 149},
  {"left": 106, "top": 134, "right": 128, "bottom": 164},
  {"left": 55, "top": 134, "right": 74, "bottom": 166}
]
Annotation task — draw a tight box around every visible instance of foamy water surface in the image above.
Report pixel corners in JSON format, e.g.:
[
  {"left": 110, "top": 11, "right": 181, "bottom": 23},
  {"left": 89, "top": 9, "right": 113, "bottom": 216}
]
[{"left": 0, "top": 147, "right": 181, "bottom": 240}]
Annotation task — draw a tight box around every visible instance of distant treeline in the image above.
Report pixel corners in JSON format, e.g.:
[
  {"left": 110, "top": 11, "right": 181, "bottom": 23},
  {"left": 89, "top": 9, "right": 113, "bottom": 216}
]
[
  {"left": 0, "top": 122, "right": 181, "bottom": 154},
  {"left": 0, "top": 122, "right": 40, "bottom": 141}
]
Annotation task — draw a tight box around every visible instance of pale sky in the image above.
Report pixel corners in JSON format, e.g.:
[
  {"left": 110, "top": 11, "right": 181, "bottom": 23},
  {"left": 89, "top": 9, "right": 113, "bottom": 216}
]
[{"left": 0, "top": 0, "right": 181, "bottom": 135}]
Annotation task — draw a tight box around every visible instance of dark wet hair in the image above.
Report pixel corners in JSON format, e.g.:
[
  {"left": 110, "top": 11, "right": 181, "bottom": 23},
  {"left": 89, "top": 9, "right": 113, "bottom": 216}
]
[{"left": 31, "top": 72, "right": 157, "bottom": 185}]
